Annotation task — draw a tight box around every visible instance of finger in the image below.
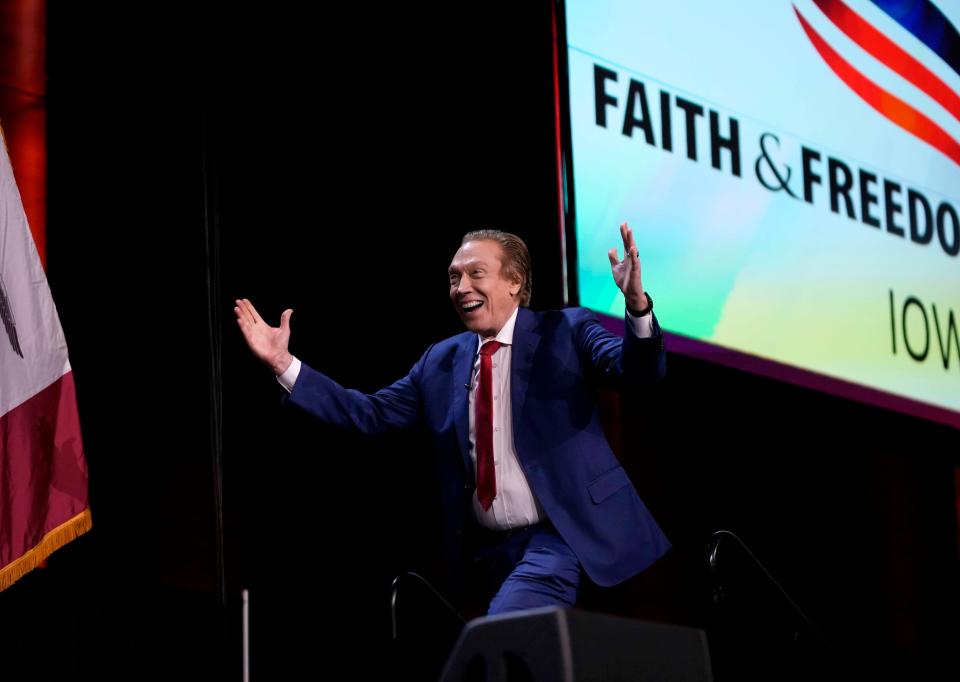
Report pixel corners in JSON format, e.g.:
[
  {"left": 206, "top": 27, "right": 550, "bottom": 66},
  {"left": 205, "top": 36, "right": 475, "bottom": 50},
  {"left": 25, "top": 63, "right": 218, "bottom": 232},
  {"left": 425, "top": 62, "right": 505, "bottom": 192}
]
[
  {"left": 235, "top": 315, "right": 254, "bottom": 343},
  {"left": 280, "top": 308, "right": 293, "bottom": 331},
  {"left": 620, "top": 222, "right": 628, "bottom": 249},
  {"left": 607, "top": 247, "right": 619, "bottom": 268},
  {"left": 235, "top": 299, "right": 254, "bottom": 325},
  {"left": 242, "top": 298, "right": 265, "bottom": 325},
  {"left": 234, "top": 306, "right": 248, "bottom": 329},
  {"left": 624, "top": 223, "right": 637, "bottom": 253}
]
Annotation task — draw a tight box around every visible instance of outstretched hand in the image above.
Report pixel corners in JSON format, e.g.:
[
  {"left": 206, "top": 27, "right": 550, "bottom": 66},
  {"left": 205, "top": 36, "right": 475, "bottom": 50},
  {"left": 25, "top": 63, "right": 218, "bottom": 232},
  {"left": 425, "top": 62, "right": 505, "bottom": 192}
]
[
  {"left": 234, "top": 298, "right": 294, "bottom": 375},
  {"left": 607, "top": 222, "right": 646, "bottom": 311}
]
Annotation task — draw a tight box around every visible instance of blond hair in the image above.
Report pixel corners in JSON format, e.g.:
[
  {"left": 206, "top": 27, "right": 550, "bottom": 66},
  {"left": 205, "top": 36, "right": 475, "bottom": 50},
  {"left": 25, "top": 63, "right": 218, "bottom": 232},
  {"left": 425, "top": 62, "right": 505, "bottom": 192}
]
[{"left": 461, "top": 229, "right": 532, "bottom": 307}]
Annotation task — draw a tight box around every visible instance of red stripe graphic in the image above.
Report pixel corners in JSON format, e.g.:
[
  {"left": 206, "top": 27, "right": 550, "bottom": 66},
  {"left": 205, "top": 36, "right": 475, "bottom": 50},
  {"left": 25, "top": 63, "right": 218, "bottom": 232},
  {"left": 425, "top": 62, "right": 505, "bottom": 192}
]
[
  {"left": 813, "top": 0, "right": 960, "bottom": 124},
  {"left": 795, "top": 5, "right": 960, "bottom": 166},
  {"left": 0, "top": 372, "right": 89, "bottom": 570}
]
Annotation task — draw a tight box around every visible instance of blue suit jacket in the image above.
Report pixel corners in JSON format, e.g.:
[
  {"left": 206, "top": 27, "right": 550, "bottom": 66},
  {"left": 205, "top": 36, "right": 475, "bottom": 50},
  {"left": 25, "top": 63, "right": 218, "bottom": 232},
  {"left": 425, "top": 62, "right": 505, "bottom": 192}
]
[{"left": 287, "top": 306, "right": 670, "bottom": 587}]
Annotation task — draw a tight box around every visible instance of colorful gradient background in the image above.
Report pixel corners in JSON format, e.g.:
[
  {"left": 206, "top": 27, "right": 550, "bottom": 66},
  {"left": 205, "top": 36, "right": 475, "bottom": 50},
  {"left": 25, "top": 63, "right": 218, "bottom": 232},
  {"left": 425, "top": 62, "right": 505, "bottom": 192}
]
[{"left": 566, "top": 0, "right": 960, "bottom": 418}]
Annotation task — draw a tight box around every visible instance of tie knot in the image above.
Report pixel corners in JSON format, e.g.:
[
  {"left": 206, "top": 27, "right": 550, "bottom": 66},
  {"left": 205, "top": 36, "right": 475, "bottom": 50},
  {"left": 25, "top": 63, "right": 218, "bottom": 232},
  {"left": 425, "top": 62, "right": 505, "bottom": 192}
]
[{"left": 479, "top": 340, "right": 503, "bottom": 357}]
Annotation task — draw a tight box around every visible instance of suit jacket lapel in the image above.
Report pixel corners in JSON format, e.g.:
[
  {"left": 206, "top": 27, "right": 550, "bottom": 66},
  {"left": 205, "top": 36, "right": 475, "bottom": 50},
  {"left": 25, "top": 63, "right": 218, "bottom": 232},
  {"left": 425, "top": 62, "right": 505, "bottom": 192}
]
[
  {"left": 511, "top": 308, "right": 540, "bottom": 443},
  {"left": 452, "top": 334, "right": 476, "bottom": 486}
]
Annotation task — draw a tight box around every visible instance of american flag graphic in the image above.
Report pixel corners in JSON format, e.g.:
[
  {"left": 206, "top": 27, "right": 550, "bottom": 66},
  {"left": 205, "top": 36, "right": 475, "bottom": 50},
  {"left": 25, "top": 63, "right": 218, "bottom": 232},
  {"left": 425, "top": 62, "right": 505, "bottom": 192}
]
[{"left": 793, "top": 0, "right": 960, "bottom": 166}]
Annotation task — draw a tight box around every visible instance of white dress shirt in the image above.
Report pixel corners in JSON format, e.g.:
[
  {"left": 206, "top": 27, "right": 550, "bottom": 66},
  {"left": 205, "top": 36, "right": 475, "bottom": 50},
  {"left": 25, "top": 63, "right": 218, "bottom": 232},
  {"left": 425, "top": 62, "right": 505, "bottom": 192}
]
[
  {"left": 467, "top": 306, "right": 542, "bottom": 529},
  {"left": 277, "top": 305, "right": 655, "bottom": 530}
]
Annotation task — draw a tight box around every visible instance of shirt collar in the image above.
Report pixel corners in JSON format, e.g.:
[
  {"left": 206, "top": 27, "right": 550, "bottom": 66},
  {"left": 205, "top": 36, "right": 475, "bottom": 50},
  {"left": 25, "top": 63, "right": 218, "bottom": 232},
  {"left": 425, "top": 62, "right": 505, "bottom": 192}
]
[{"left": 477, "top": 305, "right": 519, "bottom": 351}]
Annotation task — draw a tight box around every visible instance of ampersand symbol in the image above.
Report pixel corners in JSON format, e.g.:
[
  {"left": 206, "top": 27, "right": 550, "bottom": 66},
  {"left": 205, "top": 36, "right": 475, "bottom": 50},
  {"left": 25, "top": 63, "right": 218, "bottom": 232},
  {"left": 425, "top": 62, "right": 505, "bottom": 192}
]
[{"left": 755, "top": 132, "right": 798, "bottom": 198}]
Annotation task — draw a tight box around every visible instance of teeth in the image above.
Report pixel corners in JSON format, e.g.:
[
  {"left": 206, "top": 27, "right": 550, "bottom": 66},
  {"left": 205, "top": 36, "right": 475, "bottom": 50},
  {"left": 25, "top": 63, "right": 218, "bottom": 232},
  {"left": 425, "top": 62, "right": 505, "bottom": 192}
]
[{"left": 462, "top": 301, "right": 483, "bottom": 311}]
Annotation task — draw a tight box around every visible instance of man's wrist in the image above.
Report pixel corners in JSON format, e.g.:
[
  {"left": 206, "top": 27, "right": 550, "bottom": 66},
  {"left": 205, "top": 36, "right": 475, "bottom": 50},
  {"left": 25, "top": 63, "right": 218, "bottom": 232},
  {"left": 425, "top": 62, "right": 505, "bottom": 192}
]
[
  {"left": 626, "top": 292, "right": 651, "bottom": 316},
  {"left": 276, "top": 356, "right": 301, "bottom": 394},
  {"left": 272, "top": 352, "right": 294, "bottom": 376}
]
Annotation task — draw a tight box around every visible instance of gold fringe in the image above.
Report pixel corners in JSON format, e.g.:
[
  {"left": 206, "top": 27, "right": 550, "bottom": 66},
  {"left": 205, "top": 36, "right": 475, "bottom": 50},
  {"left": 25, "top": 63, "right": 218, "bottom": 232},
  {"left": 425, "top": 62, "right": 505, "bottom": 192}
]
[{"left": 0, "top": 509, "right": 92, "bottom": 592}]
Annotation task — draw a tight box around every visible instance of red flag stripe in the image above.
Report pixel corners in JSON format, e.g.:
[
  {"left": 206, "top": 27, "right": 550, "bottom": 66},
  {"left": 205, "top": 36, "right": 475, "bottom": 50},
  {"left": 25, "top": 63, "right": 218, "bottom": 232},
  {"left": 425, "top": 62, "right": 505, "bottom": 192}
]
[
  {"left": 813, "top": 0, "right": 960, "bottom": 124},
  {"left": 0, "top": 371, "right": 90, "bottom": 589},
  {"left": 795, "top": 5, "right": 960, "bottom": 166}
]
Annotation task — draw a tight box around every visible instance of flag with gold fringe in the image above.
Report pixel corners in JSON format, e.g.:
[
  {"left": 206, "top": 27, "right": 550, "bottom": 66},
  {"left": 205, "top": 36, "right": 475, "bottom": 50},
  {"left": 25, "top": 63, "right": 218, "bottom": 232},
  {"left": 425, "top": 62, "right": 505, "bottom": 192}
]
[{"left": 0, "top": 126, "right": 90, "bottom": 591}]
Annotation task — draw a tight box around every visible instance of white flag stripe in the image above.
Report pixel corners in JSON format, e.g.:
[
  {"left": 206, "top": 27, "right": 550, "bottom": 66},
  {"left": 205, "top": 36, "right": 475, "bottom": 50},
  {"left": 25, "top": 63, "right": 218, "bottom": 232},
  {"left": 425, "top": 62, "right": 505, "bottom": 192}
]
[{"left": 0, "top": 133, "right": 71, "bottom": 419}]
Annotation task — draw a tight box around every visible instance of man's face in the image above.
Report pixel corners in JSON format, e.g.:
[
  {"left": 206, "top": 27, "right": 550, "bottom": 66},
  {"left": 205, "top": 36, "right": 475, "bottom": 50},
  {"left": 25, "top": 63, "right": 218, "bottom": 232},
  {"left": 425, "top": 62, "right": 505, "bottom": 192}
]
[{"left": 449, "top": 240, "right": 521, "bottom": 339}]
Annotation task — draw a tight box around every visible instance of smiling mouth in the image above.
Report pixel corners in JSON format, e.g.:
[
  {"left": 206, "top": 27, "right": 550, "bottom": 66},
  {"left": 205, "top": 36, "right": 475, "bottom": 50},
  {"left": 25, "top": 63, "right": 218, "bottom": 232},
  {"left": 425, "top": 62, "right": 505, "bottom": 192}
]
[{"left": 461, "top": 301, "right": 484, "bottom": 314}]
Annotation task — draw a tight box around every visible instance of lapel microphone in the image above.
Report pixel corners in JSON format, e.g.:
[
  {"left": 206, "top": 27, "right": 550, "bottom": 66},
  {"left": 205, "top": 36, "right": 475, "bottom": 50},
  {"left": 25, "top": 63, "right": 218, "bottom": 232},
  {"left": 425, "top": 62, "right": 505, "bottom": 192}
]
[{"left": 465, "top": 347, "right": 481, "bottom": 391}]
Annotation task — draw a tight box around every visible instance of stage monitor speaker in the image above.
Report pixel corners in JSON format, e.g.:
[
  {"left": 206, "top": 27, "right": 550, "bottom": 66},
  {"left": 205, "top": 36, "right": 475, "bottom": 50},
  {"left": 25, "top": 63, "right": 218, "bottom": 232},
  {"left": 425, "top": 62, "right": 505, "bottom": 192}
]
[{"left": 439, "top": 606, "right": 712, "bottom": 682}]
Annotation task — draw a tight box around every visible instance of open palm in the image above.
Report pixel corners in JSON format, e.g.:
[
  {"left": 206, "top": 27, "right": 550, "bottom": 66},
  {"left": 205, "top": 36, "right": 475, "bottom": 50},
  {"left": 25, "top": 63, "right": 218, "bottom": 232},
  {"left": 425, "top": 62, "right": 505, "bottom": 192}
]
[
  {"left": 234, "top": 298, "right": 294, "bottom": 375},
  {"left": 607, "top": 222, "right": 645, "bottom": 310}
]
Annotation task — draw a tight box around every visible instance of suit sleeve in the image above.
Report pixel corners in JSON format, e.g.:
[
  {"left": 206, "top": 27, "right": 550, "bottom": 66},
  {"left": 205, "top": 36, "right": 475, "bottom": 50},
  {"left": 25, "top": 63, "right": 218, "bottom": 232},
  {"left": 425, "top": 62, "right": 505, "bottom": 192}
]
[
  {"left": 573, "top": 308, "right": 666, "bottom": 389},
  {"left": 284, "top": 346, "right": 431, "bottom": 434}
]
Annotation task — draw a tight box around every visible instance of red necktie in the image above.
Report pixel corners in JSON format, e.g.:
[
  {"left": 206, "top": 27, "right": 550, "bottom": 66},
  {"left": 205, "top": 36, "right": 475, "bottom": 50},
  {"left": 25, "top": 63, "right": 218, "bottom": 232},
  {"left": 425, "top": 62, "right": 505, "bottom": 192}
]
[{"left": 475, "top": 340, "right": 502, "bottom": 511}]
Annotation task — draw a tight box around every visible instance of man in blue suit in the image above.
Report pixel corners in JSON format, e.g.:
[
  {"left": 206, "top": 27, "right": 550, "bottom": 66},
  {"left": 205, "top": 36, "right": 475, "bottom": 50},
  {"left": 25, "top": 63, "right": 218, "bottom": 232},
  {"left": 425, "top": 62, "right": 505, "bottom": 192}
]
[{"left": 235, "top": 223, "right": 669, "bottom": 614}]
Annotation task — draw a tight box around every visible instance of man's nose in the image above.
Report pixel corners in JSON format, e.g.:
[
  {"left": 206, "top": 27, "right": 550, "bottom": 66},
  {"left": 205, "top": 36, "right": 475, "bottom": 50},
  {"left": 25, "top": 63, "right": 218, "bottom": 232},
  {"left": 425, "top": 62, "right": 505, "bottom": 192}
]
[{"left": 456, "top": 276, "right": 473, "bottom": 295}]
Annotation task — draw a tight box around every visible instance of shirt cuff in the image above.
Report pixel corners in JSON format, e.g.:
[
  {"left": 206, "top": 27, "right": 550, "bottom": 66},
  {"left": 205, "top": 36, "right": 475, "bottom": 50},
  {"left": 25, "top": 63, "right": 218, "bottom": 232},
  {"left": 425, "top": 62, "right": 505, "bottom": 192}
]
[
  {"left": 625, "top": 308, "right": 654, "bottom": 338},
  {"left": 276, "top": 356, "right": 302, "bottom": 394}
]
